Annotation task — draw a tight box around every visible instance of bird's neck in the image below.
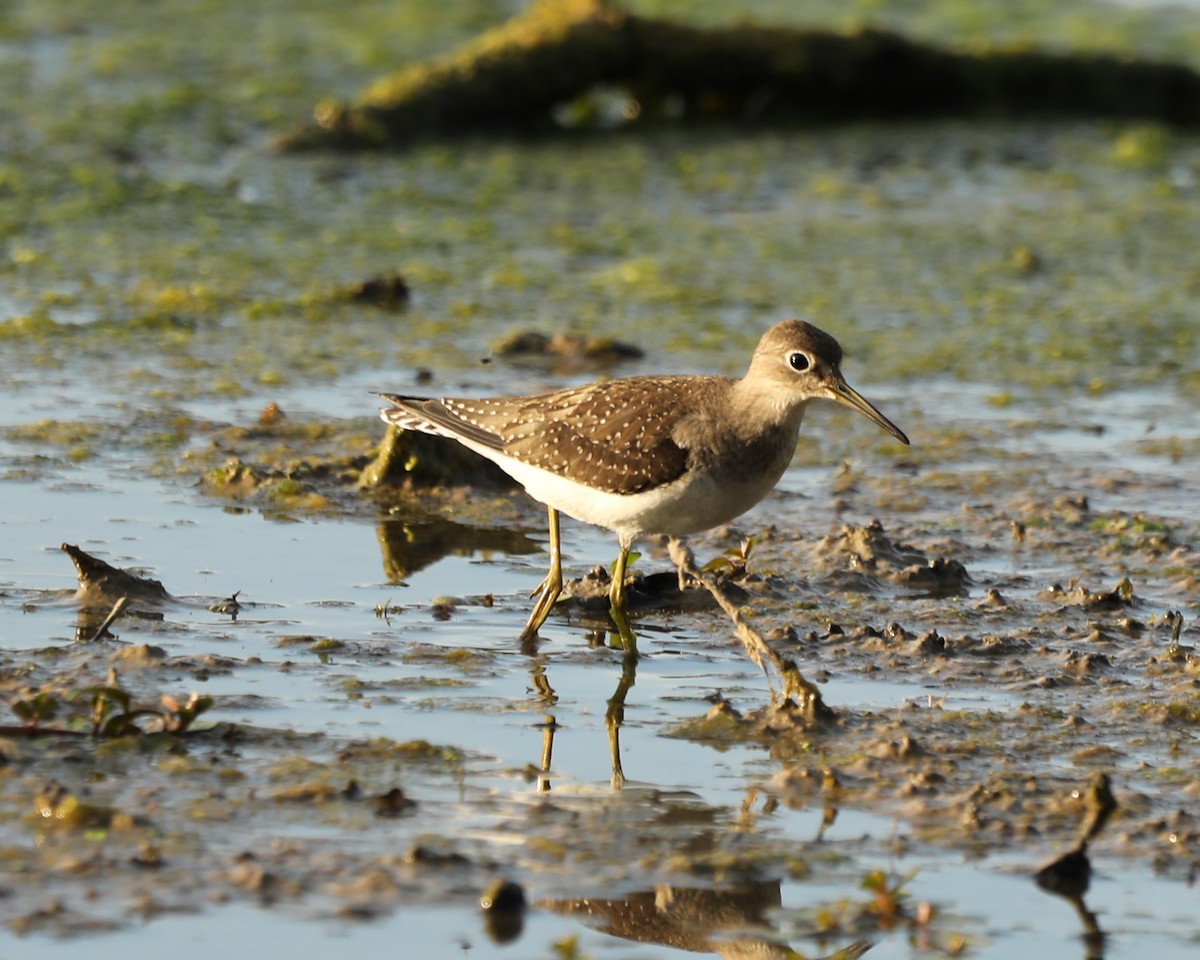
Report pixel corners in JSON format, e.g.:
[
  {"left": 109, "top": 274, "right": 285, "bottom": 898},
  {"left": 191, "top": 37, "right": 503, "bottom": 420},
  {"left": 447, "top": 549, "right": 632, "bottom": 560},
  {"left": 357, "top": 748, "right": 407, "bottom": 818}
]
[{"left": 727, "top": 380, "right": 809, "bottom": 438}]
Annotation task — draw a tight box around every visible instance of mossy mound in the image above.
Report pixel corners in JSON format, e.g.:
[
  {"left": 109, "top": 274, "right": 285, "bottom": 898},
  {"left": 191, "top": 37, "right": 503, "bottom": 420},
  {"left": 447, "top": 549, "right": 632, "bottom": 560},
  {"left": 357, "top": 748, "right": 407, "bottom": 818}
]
[{"left": 278, "top": 0, "right": 1200, "bottom": 150}]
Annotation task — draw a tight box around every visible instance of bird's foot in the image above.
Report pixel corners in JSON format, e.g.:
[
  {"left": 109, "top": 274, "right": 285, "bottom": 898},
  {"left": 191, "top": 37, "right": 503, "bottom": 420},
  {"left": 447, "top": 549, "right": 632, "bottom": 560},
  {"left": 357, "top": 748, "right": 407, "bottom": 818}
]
[{"left": 520, "top": 573, "right": 563, "bottom": 649}]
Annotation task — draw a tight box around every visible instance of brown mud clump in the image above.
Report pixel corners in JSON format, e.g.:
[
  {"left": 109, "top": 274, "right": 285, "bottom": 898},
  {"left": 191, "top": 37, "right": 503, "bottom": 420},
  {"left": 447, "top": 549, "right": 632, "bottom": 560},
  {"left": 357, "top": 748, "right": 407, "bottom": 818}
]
[
  {"left": 808, "top": 521, "right": 972, "bottom": 596},
  {"left": 333, "top": 271, "right": 411, "bottom": 309},
  {"left": 359, "top": 424, "right": 518, "bottom": 489},
  {"left": 62, "top": 543, "right": 172, "bottom": 606}
]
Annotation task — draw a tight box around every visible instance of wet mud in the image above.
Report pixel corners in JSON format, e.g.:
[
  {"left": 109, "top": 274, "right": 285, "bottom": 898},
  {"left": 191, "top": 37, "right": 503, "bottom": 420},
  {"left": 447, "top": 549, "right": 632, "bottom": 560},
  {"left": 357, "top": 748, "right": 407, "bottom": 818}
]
[{"left": 2, "top": 409, "right": 1196, "bottom": 954}]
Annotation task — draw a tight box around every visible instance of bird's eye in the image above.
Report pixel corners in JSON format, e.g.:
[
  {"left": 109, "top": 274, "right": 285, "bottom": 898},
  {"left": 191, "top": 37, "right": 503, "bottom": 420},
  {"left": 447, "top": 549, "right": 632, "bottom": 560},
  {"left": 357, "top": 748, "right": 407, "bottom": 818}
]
[{"left": 788, "top": 351, "right": 811, "bottom": 372}]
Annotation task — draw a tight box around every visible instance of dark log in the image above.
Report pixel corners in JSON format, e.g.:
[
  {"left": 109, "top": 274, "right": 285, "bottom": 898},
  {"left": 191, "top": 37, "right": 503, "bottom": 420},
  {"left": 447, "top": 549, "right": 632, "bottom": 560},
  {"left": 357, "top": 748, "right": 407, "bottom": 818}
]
[{"left": 277, "top": 0, "right": 1200, "bottom": 151}]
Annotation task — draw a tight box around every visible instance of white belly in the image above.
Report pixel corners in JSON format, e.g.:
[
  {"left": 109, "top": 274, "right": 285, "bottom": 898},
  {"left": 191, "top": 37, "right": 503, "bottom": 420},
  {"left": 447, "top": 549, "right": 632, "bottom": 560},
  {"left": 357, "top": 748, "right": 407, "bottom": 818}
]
[{"left": 473, "top": 443, "right": 792, "bottom": 543}]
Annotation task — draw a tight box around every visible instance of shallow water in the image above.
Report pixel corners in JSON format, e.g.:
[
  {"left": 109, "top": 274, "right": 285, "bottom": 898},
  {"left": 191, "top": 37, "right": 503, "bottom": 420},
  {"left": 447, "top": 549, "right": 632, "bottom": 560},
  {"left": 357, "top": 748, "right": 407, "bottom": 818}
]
[
  {"left": 3, "top": 376, "right": 1198, "bottom": 955},
  {"left": 3, "top": 860, "right": 1196, "bottom": 960}
]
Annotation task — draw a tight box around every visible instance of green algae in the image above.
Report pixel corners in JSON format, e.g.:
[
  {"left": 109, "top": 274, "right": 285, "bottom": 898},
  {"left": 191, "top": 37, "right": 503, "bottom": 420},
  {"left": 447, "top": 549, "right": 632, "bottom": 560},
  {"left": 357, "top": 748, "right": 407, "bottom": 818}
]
[
  {"left": 7, "top": 121, "right": 1200, "bottom": 404},
  {"left": 2, "top": 6, "right": 1200, "bottom": 432}
]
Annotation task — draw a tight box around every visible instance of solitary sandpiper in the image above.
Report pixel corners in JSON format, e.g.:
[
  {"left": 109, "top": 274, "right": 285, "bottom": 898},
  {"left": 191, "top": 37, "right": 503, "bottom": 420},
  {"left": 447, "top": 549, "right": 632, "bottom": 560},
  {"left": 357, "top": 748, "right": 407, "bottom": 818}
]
[{"left": 379, "top": 320, "right": 908, "bottom": 645}]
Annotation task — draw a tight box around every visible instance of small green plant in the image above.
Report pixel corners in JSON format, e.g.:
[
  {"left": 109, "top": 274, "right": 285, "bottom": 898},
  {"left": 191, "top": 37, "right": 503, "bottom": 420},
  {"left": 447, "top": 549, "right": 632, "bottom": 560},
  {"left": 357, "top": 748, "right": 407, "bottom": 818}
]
[
  {"left": 862, "top": 869, "right": 913, "bottom": 928},
  {"left": 6, "top": 677, "right": 213, "bottom": 739},
  {"left": 11, "top": 692, "right": 59, "bottom": 727},
  {"left": 702, "top": 536, "right": 755, "bottom": 575},
  {"left": 551, "top": 935, "right": 591, "bottom": 960},
  {"left": 1165, "top": 610, "right": 1185, "bottom": 658},
  {"left": 74, "top": 685, "right": 153, "bottom": 737},
  {"left": 159, "top": 692, "right": 214, "bottom": 732}
]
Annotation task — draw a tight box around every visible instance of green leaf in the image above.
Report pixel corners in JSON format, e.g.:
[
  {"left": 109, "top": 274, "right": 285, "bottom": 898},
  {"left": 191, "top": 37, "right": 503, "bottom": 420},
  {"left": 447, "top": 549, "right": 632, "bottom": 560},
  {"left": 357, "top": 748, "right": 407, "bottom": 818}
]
[{"left": 72, "top": 686, "right": 132, "bottom": 712}]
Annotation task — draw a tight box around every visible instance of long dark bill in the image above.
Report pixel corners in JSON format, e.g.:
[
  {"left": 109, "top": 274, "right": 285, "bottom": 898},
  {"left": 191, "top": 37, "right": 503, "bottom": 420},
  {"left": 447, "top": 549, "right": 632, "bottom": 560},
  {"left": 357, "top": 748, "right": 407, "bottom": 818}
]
[{"left": 830, "top": 379, "right": 910, "bottom": 445}]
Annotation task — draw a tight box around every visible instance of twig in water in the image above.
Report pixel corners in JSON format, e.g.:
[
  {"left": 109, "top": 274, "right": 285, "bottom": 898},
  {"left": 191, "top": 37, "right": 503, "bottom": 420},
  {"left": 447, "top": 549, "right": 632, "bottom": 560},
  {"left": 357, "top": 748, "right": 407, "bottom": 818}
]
[
  {"left": 667, "top": 538, "right": 833, "bottom": 721},
  {"left": 88, "top": 595, "right": 129, "bottom": 642}
]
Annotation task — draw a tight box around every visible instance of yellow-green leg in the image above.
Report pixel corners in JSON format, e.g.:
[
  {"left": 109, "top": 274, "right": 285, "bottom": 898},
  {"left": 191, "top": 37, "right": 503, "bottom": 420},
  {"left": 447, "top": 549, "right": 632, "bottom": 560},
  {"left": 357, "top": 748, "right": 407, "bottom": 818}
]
[
  {"left": 608, "top": 538, "right": 638, "bottom": 656},
  {"left": 520, "top": 506, "right": 562, "bottom": 643}
]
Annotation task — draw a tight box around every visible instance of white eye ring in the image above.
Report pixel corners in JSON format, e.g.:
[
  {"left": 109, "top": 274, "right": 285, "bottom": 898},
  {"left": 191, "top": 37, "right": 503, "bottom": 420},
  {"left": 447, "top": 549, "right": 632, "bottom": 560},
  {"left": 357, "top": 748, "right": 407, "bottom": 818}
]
[{"left": 788, "top": 351, "right": 811, "bottom": 372}]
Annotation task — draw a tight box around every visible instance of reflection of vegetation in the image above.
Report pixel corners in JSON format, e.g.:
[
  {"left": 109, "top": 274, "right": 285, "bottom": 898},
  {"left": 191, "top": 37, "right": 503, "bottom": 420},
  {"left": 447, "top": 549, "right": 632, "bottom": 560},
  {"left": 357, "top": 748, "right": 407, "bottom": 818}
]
[
  {"left": 280, "top": 0, "right": 1200, "bottom": 150},
  {"left": 375, "top": 516, "right": 540, "bottom": 581}
]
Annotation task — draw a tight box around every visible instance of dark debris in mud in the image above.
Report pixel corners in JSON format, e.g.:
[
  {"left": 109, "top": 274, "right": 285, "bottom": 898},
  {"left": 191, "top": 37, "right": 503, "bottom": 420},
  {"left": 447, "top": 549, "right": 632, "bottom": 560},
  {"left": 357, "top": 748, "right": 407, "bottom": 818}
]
[
  {"left": 332, "top": 271, "right": 411, "bottom": 310},
  {"left": 491, "top": 329, "right": 645, "bottom": 370}
]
